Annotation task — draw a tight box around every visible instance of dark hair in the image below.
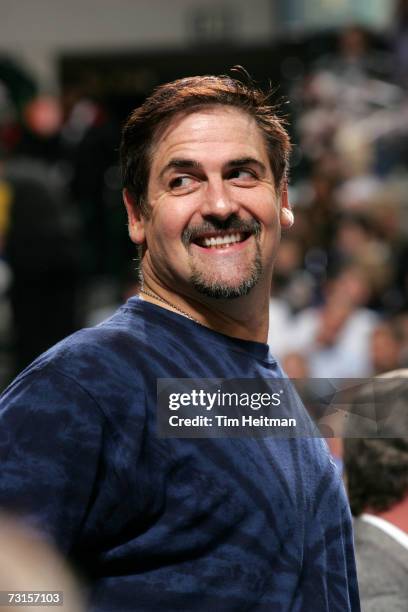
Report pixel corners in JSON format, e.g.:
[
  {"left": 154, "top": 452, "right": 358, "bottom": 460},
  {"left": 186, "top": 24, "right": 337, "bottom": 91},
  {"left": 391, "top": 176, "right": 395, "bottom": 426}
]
[
  {"left": 120, "top": 74, "right": 291, "bottom": 215},
  {"left": 343, "top": 371, "right": 408, "bottom": 516}
]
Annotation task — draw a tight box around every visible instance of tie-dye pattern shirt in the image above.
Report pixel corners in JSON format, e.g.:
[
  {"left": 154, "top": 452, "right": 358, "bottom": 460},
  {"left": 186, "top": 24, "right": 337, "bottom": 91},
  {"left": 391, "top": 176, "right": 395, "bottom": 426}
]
[{"left": 0, "top": 297, "right": 360, "bottom": 611}]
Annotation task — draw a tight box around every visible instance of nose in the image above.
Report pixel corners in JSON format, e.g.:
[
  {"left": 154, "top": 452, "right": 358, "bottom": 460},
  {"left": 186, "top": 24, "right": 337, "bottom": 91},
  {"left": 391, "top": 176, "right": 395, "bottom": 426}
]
[{"left": 199, "top": 179, "right": 239, "bottom": 221}]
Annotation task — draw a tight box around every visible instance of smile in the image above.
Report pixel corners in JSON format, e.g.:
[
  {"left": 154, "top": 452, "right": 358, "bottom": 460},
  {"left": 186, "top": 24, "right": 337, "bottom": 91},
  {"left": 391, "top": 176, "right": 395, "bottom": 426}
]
[{"left": 193, "top": 232, "right": 251, "bottom": 249}]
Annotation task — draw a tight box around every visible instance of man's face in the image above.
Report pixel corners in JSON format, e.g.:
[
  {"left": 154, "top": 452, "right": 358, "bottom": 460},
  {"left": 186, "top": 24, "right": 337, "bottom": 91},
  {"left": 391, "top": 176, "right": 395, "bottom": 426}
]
[{"left": 127, "top": 105, "right": 289, "bottom": 299}]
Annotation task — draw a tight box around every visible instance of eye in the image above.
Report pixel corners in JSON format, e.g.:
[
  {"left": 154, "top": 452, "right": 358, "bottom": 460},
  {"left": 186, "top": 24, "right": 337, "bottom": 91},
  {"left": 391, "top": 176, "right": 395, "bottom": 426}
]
[
  {"left": 228, "top": 168, "right": 257, "bottom": 182},
  {"left": 169, "top": 175, "right": 195, "bottom": 190}
]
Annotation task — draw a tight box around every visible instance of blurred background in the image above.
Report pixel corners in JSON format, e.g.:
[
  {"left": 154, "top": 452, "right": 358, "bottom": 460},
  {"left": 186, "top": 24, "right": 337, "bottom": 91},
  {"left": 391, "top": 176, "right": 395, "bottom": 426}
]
[{"left": 1, "top": 0, "right": 408, "bottom": 388}]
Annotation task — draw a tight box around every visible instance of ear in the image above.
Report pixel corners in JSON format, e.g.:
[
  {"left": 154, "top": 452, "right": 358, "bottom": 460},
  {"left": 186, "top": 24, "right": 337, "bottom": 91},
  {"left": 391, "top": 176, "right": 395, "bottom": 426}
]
[
  {"left": 123, "top": 189, "right": 146, "bottom": 244},
  {"left": 279, "top": 183, "right": 294, "bottom": 228}
]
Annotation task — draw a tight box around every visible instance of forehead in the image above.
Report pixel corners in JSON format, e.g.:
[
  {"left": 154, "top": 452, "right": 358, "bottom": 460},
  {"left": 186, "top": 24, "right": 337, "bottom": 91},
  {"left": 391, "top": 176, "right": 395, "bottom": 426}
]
[{"left": 149, "top": 105, "right": 270, "bottom": 168}]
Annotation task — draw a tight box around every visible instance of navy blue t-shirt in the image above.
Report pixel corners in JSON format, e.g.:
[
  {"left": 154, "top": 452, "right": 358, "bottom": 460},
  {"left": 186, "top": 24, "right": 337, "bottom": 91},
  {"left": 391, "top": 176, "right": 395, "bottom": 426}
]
[{"left": 0, "top": 297, "right": 360, "bottom": 611}]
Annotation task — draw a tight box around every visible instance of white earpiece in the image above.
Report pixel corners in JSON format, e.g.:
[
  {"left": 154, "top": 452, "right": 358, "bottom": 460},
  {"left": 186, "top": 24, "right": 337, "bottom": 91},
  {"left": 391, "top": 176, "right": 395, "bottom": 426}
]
[{"left": 281, "top": 208, "right": 294, "bottom": 228}]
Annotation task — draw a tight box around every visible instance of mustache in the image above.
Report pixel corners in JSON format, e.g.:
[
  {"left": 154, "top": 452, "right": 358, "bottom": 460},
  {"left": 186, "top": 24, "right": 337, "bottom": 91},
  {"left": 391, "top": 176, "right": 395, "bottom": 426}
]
[{"left": 182, "top": 215, "right": 261, "bottom": 246}]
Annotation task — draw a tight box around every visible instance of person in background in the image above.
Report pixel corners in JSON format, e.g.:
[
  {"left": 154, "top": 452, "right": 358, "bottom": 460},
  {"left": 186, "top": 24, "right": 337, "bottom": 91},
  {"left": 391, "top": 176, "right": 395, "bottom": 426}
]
[
  {"left": 0, "top": 99, "right": 82, "bottom": 377},
  {"left": 343, "top": 370, "right": 408, "bottom": 611},
  {"left": 279, "top": 266, "right": 378, "bottom": 377},
  {"left": 0, "top": 512, "right": 84, "bottom": 612},
  {"left": 370, "top": 320, "right": 403, "bottom": 374}
]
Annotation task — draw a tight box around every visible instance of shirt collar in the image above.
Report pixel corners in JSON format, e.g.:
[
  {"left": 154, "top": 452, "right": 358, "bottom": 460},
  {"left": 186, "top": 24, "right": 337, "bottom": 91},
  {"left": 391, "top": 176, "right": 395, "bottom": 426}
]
[{"left": 360, "top": 513, "right": 408, "bottom": 552}]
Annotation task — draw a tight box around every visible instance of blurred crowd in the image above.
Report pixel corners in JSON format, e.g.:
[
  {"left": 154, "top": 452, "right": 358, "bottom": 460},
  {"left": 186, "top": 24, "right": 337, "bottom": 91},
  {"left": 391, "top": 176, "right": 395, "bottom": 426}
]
[
  {"left": 1, "top": 7, "right": 408, "bottom": 386},
  {"left": 0, "top": 82, "right": 136, "bottom": 384},
  {"left": 269, "top": 13, "right": 408, "bottom": 379}
]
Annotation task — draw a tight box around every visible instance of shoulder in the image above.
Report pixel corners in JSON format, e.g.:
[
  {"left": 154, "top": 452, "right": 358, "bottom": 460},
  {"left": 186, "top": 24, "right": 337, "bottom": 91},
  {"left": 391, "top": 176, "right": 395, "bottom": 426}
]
[
  {"left": 0, "top": 306, "right": 151, "bottom": 420},
  {"left": 354, "top": 518, "right": 408, "bottom": 607},
  {"left": 16, "top": 306, "right": 150, "bottom": 386},
  {"left": 0, "top": 314, "right": 150, "bottom": 467},
  {"left": 354, "top": 517, "right": 408, "bottom": 564}
]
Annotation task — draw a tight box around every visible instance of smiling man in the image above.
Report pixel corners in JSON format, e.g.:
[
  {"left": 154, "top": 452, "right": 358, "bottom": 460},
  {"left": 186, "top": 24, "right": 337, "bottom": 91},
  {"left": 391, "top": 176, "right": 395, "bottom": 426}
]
[
  {"left": 0, "top": 76, "right": 359, "bottom": 611},
  {"left": 126, "top": 106, "right": 281, "bottom": 309},
  {"left": 122, "top": 82, "right": 293, "bottom": 340}
]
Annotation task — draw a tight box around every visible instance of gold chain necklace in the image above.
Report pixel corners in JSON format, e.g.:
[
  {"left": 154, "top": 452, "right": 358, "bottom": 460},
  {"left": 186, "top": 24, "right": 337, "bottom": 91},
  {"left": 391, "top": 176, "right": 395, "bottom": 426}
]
[{"left": 139, "top": 288, "right": 201, "bottom": 325}]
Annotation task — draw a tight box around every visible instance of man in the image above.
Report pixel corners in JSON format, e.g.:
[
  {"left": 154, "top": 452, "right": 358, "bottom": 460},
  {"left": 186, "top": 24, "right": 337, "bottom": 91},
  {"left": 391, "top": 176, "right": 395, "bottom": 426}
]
[
  {"left": 343, "top": 370, "right": 408, "bottom": 611},
  {"left": 0, "top": 75, "right": 359, "bottom": 611}
]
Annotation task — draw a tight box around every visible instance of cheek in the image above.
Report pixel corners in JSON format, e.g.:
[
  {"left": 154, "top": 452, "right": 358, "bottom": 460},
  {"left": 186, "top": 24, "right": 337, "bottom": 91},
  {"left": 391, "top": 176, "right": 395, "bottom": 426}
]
[
  {"left": 255, "top": 199, "right": 280, "bottom": 231},
  {"left": 244, "top": 187, "right": 279, "bottom": 221},
  {"left": 256, "top": 196, "right": 281, "bottom": 256},
  {"left": 148, "top": 205, "right": 191, "bottom": 246}
]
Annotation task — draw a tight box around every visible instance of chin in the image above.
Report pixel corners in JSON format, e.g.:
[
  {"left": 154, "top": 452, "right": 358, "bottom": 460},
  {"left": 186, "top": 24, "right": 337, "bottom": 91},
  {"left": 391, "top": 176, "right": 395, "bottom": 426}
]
[{"left": 190, "top": 264, "right": 262, "bottom": 300}]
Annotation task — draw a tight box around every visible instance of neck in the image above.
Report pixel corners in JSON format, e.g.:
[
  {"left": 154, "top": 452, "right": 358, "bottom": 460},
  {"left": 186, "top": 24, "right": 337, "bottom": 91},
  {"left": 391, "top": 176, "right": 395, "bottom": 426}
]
[
  {"left": 139, "top": 275, "right": 270, "bottom": 343},
  {"left": 368, "top": 495, "right": 408, "bottom": 533}
]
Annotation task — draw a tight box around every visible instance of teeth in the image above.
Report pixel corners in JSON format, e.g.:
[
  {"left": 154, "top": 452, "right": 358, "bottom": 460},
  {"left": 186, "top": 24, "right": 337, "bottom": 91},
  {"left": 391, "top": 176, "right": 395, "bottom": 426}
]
[{"left": 203, "top": 233, "right": 242, "bottom": 247}]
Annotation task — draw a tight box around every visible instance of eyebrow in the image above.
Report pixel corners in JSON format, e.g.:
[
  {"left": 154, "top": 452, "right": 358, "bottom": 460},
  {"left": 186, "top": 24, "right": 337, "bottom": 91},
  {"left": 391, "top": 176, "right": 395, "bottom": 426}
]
[
  {"left": 159, "top": 156, "right": 267, "bottom": 179},
  {"left": 226, "top": 157, "right": 267, "bottom": 174},
  {"left": 159, "top": 159, "right": 201, "bottom": 179}
]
